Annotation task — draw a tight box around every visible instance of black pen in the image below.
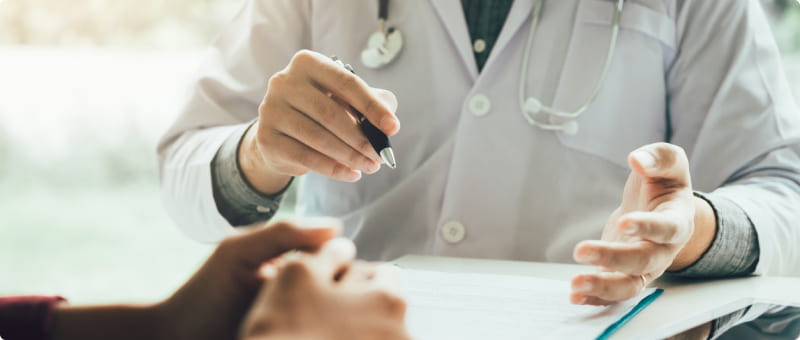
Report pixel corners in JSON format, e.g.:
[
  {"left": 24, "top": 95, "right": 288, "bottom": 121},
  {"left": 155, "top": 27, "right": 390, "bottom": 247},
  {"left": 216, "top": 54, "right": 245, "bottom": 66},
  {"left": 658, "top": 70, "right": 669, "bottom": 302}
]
[{"left": 332, "top": 56, "right": 397, "bottom": 169}]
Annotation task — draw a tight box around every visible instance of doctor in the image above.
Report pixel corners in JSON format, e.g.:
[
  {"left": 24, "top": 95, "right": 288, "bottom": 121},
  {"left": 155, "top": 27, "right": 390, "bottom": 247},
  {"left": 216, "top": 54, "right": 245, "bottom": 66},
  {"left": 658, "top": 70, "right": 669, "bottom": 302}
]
[{"left": 159, "top": 0, "right": 800, "bottom": 337}]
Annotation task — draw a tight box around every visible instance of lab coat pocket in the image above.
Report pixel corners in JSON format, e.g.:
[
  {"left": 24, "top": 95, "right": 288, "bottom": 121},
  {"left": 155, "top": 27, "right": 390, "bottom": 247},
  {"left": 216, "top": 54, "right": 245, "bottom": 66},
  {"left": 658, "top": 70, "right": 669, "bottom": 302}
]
[{"left": 548, "top": 0, "right": 676, "bottom": 168}]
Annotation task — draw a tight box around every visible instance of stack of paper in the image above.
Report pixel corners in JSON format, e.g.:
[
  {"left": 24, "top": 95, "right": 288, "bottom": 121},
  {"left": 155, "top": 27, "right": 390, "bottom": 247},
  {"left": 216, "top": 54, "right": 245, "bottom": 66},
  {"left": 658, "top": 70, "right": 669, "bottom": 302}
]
[{"left": 398, "top": 268, "right": 659, "bottom": 340}]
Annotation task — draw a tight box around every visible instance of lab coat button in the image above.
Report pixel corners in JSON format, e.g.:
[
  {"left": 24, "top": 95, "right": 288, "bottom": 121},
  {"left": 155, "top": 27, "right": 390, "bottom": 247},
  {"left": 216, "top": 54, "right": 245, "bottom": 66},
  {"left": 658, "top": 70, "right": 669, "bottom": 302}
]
[
  {"left": 473, "top": 39, "right": 487, "bottom": 53},
  {"left": 441, "top": 220, "right": 466, "bottom": 244},
  {"left": 469, "top": 94, "right": 491, "bottom": 117}
]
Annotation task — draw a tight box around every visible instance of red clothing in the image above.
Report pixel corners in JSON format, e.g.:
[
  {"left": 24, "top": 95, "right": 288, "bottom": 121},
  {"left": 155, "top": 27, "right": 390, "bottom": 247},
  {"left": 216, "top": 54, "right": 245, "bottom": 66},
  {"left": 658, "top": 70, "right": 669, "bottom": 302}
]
[{"left": 0, "top": 296, "right": 65, "bottom": 340}]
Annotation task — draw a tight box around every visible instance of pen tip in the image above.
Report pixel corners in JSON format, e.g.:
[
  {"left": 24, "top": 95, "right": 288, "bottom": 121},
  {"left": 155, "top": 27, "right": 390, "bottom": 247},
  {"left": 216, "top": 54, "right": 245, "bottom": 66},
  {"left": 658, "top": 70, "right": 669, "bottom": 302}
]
[{"left": 380, "top": 148, "right": 397, "bottom": 169}]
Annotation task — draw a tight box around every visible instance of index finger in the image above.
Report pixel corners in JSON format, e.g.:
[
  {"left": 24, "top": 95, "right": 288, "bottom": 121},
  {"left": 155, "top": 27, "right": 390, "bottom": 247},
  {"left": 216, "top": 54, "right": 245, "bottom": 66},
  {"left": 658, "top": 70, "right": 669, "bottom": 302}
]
[
  {"left": 292, "top": 50, "right": 400, "bottom": 135},
  {"left": 617, "top": 209, "right": 693, "bottom": 245},
  {"left": 223, "top": 217, "right": 341, "bottom": 267},
  {"left": 371, "top": 263, "right": 403, "bottom": 295},
  {"left": 306, "top": 237, "right": 357, "bottom": 283}
]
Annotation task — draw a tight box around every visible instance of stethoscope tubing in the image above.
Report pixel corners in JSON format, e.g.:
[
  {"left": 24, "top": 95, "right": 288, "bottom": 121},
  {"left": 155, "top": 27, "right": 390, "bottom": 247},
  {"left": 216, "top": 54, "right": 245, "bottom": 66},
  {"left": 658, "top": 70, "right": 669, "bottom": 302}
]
[
  {"left": 519, "top": 0, "right": 625, "bottom": 130},
  {"left": 366, "top": 0, "right": 625, "bottom": 133}
]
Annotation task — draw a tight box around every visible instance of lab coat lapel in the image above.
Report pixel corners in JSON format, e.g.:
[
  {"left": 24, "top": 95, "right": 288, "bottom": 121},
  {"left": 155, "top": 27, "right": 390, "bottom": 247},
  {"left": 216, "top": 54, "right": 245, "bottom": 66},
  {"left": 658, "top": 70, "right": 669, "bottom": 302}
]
[
  {"left": 482, "top": 0, "right": 535, "bottom": 73},
  {"left": 427, "top": 0, "right": 478, "bottom": 80}
]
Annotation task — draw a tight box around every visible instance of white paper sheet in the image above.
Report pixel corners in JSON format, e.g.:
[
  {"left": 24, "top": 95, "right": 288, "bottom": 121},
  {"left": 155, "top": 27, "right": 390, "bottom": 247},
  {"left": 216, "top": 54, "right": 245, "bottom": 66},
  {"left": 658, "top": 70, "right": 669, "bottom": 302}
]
[{"left": 398, "top": 268, "right": 656, "bottom": 340}]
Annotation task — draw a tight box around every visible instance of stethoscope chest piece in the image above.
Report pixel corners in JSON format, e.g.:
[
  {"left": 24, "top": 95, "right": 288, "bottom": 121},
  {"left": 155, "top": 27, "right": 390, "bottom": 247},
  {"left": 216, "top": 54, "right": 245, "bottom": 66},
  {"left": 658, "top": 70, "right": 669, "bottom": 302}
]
[{"left": 361, "top": 28, "right": 403, "bottom": 69}]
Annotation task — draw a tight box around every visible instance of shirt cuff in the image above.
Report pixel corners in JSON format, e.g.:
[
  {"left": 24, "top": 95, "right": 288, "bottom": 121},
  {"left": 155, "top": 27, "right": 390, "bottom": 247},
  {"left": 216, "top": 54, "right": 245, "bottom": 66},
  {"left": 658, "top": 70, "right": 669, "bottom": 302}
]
[
  {"left": 210, "top": 123, "right": 292, "bottom": 227},
  {"left": 670, "top": 192, "right": 760, "bottom": 278}
]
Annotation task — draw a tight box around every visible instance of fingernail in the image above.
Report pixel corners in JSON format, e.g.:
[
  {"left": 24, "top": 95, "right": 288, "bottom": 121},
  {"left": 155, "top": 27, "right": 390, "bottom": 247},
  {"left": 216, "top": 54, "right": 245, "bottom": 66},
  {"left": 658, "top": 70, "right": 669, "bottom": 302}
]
[
  {"left": 347, "top": 170, "right": 362, "bottom": 181},
  {"left": 259, "top": 264, "right": 278, "bottom": 279},
  {"left": 580, "top": 250, "right": 599, "bottom": 262},
  {"left": 366, "top": 161, "right": 380, "bottom": 174},
  {"left": 380, "top": 116, "right": 400, "bottom": 134},
  {"left": 282, "top": 250, "right": 301, "bottom": 261},
  {"left": 325, "top": 237, "right": 357, "bottom": 257},
  {"left": 633, "top": 151, "right": 656, "bottom": 169},
  {"left": 576, "top": 282, "right": 593, "bottom": 293},
  {"left": 623, "top": 223, "right": 639, "bottom": 235},
  {"left": 292, "top": 216, "right": 342, "bottom": 231}
]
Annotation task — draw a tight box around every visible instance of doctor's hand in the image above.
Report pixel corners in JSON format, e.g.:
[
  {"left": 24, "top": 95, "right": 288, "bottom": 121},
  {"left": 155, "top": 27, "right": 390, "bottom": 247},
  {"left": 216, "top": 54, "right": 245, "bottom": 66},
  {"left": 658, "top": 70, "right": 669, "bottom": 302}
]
[
  {"left": 239, "top": 240, "right": 411, "bottom": 340},
  {"left": 239, "top": 49, "right": 400, "bottom": 195},
  {"left": 570, "top": 143, "right": 716, "bottom": 305}
]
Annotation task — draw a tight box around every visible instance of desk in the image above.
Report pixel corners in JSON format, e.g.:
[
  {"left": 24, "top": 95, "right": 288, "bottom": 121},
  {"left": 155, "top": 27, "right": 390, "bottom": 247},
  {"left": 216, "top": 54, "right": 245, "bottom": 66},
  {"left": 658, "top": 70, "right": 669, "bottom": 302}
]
[{"left": 395, "top": 255, "right": 800, "bottom": 340}]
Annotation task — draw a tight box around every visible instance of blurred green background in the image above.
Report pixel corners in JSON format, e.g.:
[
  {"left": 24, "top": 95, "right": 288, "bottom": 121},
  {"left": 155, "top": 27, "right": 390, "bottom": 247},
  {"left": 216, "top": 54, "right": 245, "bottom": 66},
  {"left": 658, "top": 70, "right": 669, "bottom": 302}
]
[
  {"left": 0, "top": 0, "right": 799, "bottom": 305},
  {"left": 0, "top": 0, "right": 247, "bottom": 305}
]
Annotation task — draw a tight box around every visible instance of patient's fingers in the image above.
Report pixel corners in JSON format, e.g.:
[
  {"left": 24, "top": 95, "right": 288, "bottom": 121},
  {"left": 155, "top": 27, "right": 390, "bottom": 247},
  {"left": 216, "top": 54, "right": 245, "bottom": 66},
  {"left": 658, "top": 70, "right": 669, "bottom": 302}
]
[
  {"left": 340, "top": 261, "right": 378, "bottom": 284},
  {"left": 360, "top": 267, "right": 407, "bottom": 318},
  {"left": 371, "top": 264, "right": 402, "bottom": 293},
  {"left": 225, "top": 218, "right": 341, "bottom": 267},
  {"left": 258, "top": 262, "right": 280, "bottom": 281},
  {"left": 309, "top": 238, "right": 357, "bottom": 282}
]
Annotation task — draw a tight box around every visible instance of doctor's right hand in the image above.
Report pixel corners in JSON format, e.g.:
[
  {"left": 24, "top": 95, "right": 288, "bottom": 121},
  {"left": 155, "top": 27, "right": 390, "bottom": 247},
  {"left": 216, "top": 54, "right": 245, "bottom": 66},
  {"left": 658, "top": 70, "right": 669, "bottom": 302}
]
[{"left": 239, "top": 50, "right": 400, "bottom": 195}]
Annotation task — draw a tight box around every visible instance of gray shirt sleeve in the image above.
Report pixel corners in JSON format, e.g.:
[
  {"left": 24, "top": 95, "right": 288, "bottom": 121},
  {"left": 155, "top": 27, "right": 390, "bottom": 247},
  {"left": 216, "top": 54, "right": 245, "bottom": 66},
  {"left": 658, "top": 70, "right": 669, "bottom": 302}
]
[
  {"left": 210, "top": 123, "right": 292, "bottom": 226},
  {"left": 670, "top": 144, "right": 800, "bottom": 279},
  {"left": 670, "top": 192, "right": 759, "bottom": 278},
  {"left": 668, "top": 145, "right": 800, "bottom": 338},
  {"left": 671, "top": 193, "right": 761, "bottom": 338}
]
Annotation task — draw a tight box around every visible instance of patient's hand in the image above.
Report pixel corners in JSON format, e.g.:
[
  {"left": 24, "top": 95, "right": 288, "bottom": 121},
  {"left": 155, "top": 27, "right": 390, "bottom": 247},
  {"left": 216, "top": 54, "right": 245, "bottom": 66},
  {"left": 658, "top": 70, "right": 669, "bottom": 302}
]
[
  {"left": 239, "top": 239, "right": 411, "bottom": 340},
  {"left": 158, "top": 219, "right": 340, "bottom": 340}
]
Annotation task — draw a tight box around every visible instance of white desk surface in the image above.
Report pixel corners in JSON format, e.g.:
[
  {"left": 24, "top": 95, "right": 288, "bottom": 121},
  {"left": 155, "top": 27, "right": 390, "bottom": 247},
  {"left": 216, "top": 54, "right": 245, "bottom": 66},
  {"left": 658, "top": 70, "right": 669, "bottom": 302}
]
[{"left": 395, "top": 255, "right": 800, "bottom": 340}]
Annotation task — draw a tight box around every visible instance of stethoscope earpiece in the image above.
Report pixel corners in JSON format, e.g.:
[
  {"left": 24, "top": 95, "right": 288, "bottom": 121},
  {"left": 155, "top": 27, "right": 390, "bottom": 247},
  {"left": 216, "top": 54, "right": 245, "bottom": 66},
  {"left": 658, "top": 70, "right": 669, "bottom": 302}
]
[
  {"left": 363, "top": 0, "right": 623, "bottom": 134},
  {"left": 523, "top": 96, "right": 580, "bottom": 135},
  {"left": 361, "top": 27, "right": 403, "bottom": 69},
  {"left": 361, "top": 0, "right": 403, "bottom": 69},
  {"left": 561, "top": 120, "right": 579, "bottom": 135},
  {"left": 516, "top": 0, "right": 624, "bottom": 134}
]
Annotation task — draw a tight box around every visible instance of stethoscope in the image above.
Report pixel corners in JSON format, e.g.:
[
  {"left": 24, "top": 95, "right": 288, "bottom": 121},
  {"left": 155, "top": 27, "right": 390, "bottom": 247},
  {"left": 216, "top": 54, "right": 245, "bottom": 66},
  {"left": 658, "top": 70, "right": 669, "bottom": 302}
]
[
  {"left": 361, "top": 0, "right": 404, "bottom": 69},
  {"left": 361, "top": 0, "right": 625, "bottom": 135}
]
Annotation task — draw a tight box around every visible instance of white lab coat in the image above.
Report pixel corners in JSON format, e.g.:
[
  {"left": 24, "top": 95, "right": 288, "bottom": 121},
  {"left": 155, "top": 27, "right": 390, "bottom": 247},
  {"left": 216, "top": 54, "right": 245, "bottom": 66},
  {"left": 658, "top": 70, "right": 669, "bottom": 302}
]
[{"left": 159, "top": 0, "right": 800, "bottom": 273}]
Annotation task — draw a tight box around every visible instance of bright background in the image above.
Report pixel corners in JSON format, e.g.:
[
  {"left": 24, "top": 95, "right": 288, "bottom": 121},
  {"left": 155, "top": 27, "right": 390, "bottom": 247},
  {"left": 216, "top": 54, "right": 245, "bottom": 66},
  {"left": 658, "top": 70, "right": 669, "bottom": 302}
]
[{"left": 1, "top": 0, "right": 800, "bottom": 306}]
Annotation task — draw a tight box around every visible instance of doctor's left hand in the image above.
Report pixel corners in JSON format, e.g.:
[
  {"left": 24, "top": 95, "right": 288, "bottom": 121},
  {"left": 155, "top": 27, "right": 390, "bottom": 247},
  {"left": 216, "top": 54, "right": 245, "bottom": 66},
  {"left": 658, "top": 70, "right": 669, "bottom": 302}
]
[{"left": 570, "top": 143, "right": 716, "bottom": 305}]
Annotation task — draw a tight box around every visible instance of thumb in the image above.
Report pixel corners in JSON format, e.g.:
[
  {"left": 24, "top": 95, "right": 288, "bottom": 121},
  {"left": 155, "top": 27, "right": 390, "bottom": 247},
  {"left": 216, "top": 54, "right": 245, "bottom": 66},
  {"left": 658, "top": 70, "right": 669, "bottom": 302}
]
[
  {"left": 306, "top": 237, "right": 357, "bottom": 282},
  {"left": 227, "top": 217, "right": 342, "bottom": 266},
  {"left": 628, "top": 143, "right": 691, "bottom": 189}
]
